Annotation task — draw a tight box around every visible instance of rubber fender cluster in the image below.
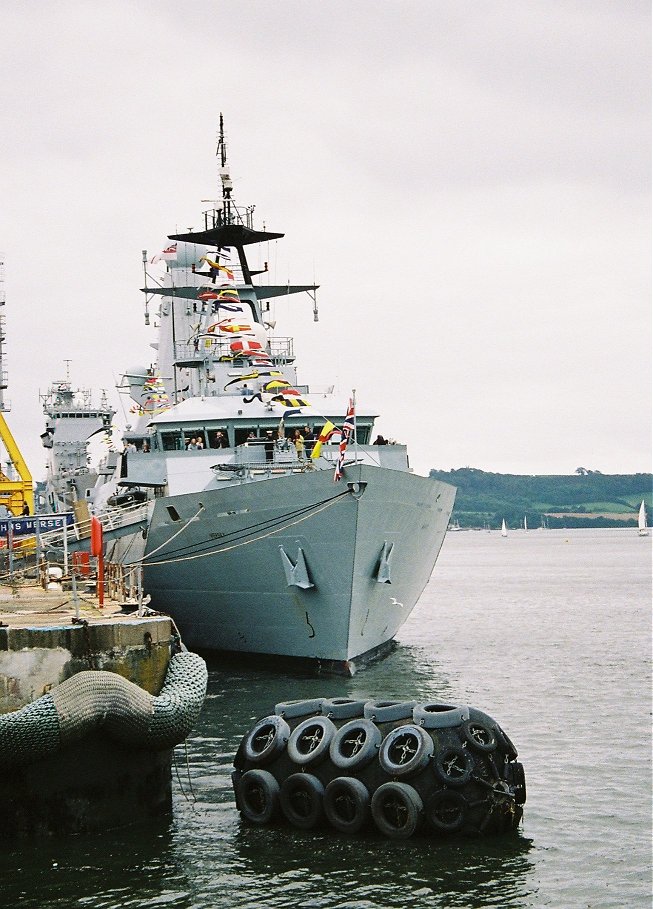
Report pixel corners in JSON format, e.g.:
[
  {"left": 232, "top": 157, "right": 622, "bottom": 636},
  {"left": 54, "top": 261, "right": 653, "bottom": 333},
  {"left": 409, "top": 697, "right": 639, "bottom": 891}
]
[{"left": 232, "top": 697, "right": 525, "bottom": 839}]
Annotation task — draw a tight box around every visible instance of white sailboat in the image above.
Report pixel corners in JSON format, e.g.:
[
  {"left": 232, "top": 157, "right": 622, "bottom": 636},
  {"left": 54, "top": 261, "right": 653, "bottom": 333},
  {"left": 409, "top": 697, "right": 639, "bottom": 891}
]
[
  {"left": 523, "top": 515, "right": 528, "bottom": 531},
  {"left": 501, "top": 519, "right": 508, "bottom": 538},
  {"left": 638, "top": 500, "right": 649, "bottom": 536}
]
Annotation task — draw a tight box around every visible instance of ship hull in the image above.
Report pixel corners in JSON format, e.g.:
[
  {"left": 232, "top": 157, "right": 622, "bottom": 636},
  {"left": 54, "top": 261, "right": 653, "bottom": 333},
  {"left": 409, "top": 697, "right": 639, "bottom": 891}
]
[{"left": 142, "top": 465, "right": 455, "bottom": 672}]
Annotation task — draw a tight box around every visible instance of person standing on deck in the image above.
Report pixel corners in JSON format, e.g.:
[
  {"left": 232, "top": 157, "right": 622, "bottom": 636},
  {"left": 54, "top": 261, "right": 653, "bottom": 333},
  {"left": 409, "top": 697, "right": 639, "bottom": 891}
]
[{"left": 293, "top": 429, "right": 305, "bottom": 459}]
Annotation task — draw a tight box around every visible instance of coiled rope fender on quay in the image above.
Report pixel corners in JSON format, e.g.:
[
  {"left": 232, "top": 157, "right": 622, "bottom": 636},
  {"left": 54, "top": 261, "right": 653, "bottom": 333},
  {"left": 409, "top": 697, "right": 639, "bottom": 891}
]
[
  {"left": 0, "top": 652, "right": 208, "bottom": 765},
  {"left": 232, "top": 696, "right": 526, "bottom": 839}
]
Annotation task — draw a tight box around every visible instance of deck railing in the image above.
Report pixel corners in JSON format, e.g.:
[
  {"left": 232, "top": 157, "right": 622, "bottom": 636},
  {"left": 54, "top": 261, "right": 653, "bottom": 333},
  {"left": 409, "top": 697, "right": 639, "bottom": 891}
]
[{"left": 174, "top": 336, "right": 294, "bottom": 364}]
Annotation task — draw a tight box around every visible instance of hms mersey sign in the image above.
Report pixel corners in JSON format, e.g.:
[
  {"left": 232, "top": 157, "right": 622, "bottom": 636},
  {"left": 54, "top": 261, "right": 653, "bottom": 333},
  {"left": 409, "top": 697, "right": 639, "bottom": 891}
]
[{"left": 0, "top": 514, "right": 74, "bottom": 536}]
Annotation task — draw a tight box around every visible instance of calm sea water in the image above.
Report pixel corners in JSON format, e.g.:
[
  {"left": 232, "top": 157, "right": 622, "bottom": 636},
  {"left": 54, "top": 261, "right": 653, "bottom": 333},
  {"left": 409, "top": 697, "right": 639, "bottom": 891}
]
[{"left": 1, "top": 529, "right": 651, "bottom": 908}]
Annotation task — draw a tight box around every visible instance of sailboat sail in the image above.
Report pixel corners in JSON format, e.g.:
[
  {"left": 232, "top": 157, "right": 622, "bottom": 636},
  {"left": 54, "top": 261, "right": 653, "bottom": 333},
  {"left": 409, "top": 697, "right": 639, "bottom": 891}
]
[
  {"left": 501, "top": 519, "right": 508, "bottom": 538},
  {"left": 638, "top": 501, "right": 649, "bottom": 536}
]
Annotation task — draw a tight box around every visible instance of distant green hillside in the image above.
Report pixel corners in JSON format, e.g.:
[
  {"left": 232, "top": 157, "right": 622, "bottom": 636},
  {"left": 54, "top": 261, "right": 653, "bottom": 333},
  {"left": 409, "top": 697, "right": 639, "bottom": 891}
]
[{"left": 428, "top": 467, "right": 653, "bottom": 529}]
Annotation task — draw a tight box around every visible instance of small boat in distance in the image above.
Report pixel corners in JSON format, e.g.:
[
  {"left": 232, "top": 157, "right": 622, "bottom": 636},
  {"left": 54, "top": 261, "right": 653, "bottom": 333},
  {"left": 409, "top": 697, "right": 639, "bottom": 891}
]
[
  {"left": 637, "top": 500, "right": 649, "bottom": 536},
  {"left": 501, "top": 519, "right": 508, "bottom": 537}
]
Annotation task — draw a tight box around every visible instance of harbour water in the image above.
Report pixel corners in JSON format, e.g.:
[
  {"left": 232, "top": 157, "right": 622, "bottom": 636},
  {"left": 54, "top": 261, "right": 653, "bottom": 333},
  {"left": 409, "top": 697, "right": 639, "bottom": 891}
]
[{"left": 2, "top": 529, "right": 650, "bottom": 908}]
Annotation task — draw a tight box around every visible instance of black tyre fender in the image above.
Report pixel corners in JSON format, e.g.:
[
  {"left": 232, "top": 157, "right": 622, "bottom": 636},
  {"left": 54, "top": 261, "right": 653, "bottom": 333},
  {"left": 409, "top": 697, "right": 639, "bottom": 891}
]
[
  {"left": 320, "top": 697, "right": 367, "bottom": 719},
  {"left": 434, "top": 746, "right": 474, "bottom": 786},
  {"left": 274, "top": 698, "right": 326, "bottom": 719},
  {"left": 470, "top": 708, "right": 519, "bottom": 760},
  {"left": 324, "top": 777, "right": 371, "bottom": 834},
  {"left": 425, "top": 789, "right": 468, "bottom": 833},
  {"left": 461, "top": 720, "right": 497, "bottom": 753},
  {"left": 363, "top": 699, "right": 416, "bottom": 722},
  {"left": 506, "top": 761, "right": 527, "bottom": 805},
  {"left": 378, "top": 724, "right": 434, "bottom": 777},
  {"left": 495, "top": 724, "right": 519, "bottom": 761},
  {"left": 287, "top": 716, "right": 337, "bottom": 766},
  {"left": 236, "top": 769, "right": 280, "bottom": 824},
  {"left": 413, "top": 702, "right": 470, "bottom": 729},
  {"left": 371, "top": 781, "right": 423, "bottom": 839},
  {"left": 329, "top": 719, "right": 382, "bottom": 771},
  {"left": 242, "top": 715, "right": 290, "bottom": 765},
  {"left": 279, "top": 772, "right": 325, "bottom": 829}
]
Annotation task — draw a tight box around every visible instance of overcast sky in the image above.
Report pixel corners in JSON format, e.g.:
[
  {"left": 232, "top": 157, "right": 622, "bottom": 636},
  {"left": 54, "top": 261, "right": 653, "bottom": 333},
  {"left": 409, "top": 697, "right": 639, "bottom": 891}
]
[{"left": 0, "top": 0, "right": 650, "bottom": 481}]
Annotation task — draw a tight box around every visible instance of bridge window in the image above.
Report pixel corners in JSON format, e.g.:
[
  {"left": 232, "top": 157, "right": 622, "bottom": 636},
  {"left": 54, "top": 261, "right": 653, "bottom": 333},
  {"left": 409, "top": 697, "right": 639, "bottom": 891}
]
[{"left": 161, "top": 431, "right": 184, "bottom": 451}]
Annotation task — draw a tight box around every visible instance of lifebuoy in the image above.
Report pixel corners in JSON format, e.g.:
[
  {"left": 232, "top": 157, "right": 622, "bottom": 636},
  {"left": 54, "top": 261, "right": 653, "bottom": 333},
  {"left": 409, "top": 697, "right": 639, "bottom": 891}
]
[
  {"left": 279, "top": 773, "right": 325, "bottom": 829},
  {"left": 413, "top": 702, "right": 470, "bottom": 729},
  {"left": 242, "top": 715, "right": 290, "bottom": 765},
  {"left": 425, "top": 790, "right": 467, "bottom": 833},
  {"left": 371, "top": 782, "right": 423, "bottom": 839},
  {"left": 378, "top": 724, "right": 434, "bottom": 777},
  {"left": 461, "top": 720, "right": 497, "bottom": 753},
  {"left": 287, "top": 716, "right": 336, "bottom": 766},
  {"left": 329, "top": 719, "right": 382, "bottom": 771},
  {"left": 434, "top": 747, "right": 474, "bottom": 787},
  {"left": 236, "top": 769, "right": 280, "bottom": 824},
  {"left": 363, "top": 700, "right": 416, "bottom": 723},
  {"left": 324, "top": 777, "right": 370, "bottom": 834}
]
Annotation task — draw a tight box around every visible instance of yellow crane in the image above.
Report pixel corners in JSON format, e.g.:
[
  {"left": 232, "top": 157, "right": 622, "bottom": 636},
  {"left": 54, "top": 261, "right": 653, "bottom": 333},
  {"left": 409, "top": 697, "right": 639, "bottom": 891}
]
[
  {"left": 0, "top": 256, "right": 34, "bottom": 516},
  {"left": 0, "top": 414, "right": 34, "bottom": 516}
]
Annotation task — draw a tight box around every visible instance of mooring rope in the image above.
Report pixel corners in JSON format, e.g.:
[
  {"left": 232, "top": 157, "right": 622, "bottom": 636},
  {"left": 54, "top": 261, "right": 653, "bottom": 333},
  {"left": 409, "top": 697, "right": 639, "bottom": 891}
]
[
  {"left": 138, "top": 490, "right": 349, "bottom": 568},
  {"left": 140, "top": 502, "right": 205, "bottom": 561}
]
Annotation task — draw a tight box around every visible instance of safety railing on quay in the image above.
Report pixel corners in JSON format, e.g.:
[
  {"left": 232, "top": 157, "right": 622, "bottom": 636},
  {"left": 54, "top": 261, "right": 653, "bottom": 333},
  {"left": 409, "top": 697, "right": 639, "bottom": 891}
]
[{"left": 0, "top": 547, "right": 147, "bottom": 615}]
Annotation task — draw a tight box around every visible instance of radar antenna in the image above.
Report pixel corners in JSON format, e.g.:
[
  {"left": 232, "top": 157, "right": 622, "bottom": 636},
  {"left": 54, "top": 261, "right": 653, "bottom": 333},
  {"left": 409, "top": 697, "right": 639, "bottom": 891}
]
[{"left": 217, "top": 112, "right": 233, "bottom": 217}]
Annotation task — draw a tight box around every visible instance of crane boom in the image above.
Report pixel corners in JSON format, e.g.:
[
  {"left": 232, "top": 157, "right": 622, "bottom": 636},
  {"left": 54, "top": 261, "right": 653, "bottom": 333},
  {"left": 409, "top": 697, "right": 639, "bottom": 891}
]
[{"left": 0, "top": 257, "right": 34, "bottom": 515}]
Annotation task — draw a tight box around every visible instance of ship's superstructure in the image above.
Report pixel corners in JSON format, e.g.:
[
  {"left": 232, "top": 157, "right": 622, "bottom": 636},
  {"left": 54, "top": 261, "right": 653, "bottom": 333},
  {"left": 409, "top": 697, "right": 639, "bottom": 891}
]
[{"left": 40, "top": 369, "right": 116, "bottom": 513}]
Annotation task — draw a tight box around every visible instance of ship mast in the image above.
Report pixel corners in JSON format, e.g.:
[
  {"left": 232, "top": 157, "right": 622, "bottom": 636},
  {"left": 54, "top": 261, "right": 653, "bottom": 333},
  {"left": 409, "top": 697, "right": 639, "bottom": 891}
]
[{"left": 217, "top": 112, "right": 234, "bottom": 225}]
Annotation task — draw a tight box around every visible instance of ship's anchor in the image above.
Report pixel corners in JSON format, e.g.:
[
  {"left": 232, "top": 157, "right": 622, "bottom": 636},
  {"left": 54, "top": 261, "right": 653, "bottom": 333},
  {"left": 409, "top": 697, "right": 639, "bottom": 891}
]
[{"left": 347, "top": 481, "right": 367, "bottom": 499}]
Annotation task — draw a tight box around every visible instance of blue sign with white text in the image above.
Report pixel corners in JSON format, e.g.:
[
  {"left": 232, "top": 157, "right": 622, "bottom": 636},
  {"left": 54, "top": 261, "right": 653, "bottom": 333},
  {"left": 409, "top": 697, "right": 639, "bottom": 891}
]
[{"left": 0, "top": 513, "right": 74, "bottom": 536}]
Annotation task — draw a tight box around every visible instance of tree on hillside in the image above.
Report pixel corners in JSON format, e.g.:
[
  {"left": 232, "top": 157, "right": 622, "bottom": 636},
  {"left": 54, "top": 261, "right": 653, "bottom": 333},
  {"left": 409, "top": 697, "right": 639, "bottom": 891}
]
[{"left": 428, "top": 467, "right": 652, "bottom": 529}]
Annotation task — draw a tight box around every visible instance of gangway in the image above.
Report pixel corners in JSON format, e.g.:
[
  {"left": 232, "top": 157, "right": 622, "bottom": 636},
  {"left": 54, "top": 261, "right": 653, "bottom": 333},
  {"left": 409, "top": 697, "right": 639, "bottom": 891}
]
[
  {"left": 0, "top": 502, "right": 151, "bottom": 591},
  {"left": 39, "top": 501, "right": 152, "bottom": 555}
]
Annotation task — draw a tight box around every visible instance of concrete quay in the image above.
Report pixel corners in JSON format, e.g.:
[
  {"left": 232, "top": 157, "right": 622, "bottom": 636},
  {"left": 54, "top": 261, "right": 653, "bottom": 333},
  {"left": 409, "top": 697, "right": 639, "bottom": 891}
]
[
  {"left": 0, "top": 585, "right": 187, "bottom": 837},
  {"left": 0, "top": 586, "right": 174, "bottom": 713}
]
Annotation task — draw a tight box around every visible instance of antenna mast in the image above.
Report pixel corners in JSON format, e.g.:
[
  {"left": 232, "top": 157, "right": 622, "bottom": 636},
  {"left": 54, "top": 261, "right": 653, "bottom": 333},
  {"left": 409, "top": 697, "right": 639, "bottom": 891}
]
[{"left": 217, "top": 112, "right": 233, "bottom": 224}]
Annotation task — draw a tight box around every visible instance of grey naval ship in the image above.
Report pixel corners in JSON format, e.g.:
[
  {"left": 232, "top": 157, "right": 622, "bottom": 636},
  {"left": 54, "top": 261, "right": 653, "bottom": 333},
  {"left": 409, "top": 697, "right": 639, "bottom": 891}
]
[
  {"left": 39, "top": 371, "right": 117, "bottom": 514},
  {"left": 116, "top": 118, "right": 456, "bottom": 673}
]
